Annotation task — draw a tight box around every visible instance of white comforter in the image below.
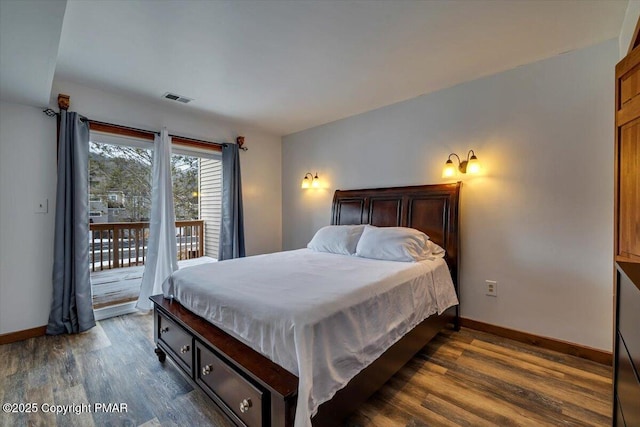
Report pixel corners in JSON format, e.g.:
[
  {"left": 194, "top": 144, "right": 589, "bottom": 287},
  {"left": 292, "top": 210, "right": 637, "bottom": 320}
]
[{"left": 162, "top": 249, "right": 458, "bottom": 427}]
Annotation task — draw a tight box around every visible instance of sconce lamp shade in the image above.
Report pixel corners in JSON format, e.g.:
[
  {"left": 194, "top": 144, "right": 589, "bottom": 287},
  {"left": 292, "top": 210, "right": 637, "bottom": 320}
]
[
  {"left": 442, "top": 159, "right": 457, "bottom": 178},
  {"left": 301, "top": 176, "right": 311, "bottom": 189},
  {"left": 466, "top": 154, "right": 481, "bottom": 174}
]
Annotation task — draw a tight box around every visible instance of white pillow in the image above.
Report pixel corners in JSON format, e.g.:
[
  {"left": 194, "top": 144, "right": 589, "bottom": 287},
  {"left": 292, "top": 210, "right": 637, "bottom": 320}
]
[
  {"left": 355, "top": 226, "right": 431, "bottom": 262},
  {"left": 307, "top": 225, "right": 365, "bottom": 255}
]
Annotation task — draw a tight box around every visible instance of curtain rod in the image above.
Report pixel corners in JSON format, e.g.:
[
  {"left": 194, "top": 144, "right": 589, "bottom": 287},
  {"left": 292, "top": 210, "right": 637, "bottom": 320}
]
[{"left": 47, "top": 93, "right": 247, "bottom": 151}]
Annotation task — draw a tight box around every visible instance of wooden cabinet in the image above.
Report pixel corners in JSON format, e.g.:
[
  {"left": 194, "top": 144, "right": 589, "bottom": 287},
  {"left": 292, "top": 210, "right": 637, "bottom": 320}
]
[
  {"left": 614, "top": 25, "right": 640, "bottom": 427},
  {"left": 617, "top": 119, "right": 640, "bottom": 261},
  {"left": 616, "top": 27, "right": 640, "bottom": 264},
  {"left": 614, "top": 264, "right": 640, "bottom": 427}
]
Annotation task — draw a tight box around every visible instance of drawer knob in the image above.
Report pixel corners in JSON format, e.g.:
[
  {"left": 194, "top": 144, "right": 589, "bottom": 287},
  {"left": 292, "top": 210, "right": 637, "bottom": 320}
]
[
  {"left": 180, "top": 345, "right": 190, "bottom": 354},
  {"left": 160, "top": 327, "right": 169, "bottom": 333},
  {"left": 239, "top": 398, "right": 252, "bottom": 413},
  {"left": 201, "top": 364, "right": 213, "bottom": 376}
]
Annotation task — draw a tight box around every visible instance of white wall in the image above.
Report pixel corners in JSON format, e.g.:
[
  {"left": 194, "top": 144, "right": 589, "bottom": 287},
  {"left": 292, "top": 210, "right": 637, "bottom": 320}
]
[
  {"left": 282, "top": 40, "right": 616, "bottom": 351},
  {"left": 0, "top": 102, "right": 57, "bottom": 334},
  {"left": 0, "top": 81, "right": 282, "bottom": 335},
  {"left": 619, "top": 0, "right": 640, "bottom": 58}
]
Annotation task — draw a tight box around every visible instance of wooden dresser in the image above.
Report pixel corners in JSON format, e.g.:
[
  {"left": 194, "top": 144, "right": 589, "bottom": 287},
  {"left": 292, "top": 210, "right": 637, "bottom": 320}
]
[{"left": 613, "top": 21, "right": 640, "bottom": 427}]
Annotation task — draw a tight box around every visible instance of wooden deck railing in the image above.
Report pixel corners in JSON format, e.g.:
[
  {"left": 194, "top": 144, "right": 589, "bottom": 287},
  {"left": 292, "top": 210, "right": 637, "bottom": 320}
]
[{"left": 90, "top": 220, "right": 204, "bottom": 272}]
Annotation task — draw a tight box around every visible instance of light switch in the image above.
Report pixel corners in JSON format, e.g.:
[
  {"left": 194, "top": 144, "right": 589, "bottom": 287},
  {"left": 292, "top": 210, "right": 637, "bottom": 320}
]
[{"left": 35, "top": 198, "right": 48, "bottom": 214}]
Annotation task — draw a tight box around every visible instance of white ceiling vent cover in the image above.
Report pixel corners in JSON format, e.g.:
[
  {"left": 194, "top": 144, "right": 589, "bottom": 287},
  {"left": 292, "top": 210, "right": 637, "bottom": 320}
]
[{"left": 162, "top": 92, "right": 193, "bottom": 104}]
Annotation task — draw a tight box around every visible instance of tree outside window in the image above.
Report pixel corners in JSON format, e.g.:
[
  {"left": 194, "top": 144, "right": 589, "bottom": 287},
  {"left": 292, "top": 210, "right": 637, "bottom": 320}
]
[{"left": 89, "top": 141, "right": 200, "bottom": 222}]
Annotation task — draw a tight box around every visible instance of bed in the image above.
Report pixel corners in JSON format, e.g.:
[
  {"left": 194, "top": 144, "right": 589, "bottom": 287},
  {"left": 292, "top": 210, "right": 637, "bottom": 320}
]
[{"left": 150, "top": 182, "right": 461, "bottom": 427}]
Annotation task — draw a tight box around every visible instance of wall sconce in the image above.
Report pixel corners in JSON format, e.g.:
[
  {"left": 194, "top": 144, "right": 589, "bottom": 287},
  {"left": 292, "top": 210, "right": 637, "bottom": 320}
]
[
  {"left": 442, "top": 150, "right": 481, "bottom": 178},
  {"left": 301, "top": 172, "right": 320, "bottom": 189}
]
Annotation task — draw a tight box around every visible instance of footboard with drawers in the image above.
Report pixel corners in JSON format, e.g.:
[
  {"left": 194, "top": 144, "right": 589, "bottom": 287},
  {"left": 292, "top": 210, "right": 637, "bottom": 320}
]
[{"left": 151, "top": 294, "right": 298, "bottom": 427}]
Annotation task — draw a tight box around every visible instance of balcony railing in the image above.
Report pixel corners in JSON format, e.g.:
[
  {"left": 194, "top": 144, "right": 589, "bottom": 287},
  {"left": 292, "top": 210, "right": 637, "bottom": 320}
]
[{"left": 90, "top": 220, "right": 204, "bottom": 272}]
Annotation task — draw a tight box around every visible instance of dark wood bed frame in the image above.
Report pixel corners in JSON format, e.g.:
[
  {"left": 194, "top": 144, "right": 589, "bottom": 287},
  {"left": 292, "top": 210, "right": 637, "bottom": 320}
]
[{"left": 150, "top": 182, "right": 461, "bottom": 427}]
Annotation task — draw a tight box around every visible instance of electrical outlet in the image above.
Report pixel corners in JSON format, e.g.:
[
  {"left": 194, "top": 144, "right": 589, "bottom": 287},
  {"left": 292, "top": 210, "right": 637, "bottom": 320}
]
[{"left": 485, "top": 280, "right": 497, "bottom": 297}]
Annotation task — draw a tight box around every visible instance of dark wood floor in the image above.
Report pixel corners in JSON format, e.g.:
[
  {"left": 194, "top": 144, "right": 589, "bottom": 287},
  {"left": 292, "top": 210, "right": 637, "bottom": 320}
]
[
  {"left": 347, "top": 328, "right": 612, "bottom": 427},
  {"left": 0, "top": 313, "right": 611, "bottom": 427}
]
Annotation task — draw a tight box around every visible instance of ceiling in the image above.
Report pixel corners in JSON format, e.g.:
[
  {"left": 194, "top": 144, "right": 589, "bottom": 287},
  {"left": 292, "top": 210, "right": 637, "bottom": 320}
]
[
  {"left": 0, "top": 0, "right": 66, "bottom": 107},
  {"left": 0, "top": 1, "right": 629, "bottom": 136}
]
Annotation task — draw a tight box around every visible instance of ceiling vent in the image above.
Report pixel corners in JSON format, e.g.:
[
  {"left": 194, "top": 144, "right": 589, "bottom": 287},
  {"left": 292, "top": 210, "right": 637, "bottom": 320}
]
[{"left": 162, "top": 92, "right": 193, "bottom": 104}]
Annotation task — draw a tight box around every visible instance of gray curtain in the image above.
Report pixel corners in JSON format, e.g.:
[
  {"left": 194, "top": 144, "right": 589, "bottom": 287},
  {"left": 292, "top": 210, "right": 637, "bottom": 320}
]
[
  {"left": 218, "top": 143, "right": 245, "bottom": 260},
  {"left": 46, "top": 111, "right": 95, "bottom": 335}
]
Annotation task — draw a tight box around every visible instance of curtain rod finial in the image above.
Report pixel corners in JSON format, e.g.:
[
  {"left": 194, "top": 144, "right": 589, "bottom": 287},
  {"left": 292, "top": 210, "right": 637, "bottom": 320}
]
[
  {"left": 236, "top": 136, "right": 248, "bottom": 151},
  {"left": 58, "top": 94, "right": 70, "bottom": 111}
]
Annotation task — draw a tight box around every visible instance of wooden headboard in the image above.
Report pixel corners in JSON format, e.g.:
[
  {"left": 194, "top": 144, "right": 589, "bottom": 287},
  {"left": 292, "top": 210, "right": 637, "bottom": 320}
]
[{"left": 331, "top": 182, "right": 461, "bottom": 291}]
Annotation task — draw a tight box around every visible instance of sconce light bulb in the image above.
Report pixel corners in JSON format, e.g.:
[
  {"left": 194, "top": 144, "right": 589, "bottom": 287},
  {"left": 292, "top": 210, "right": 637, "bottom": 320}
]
[{"left": 301, "top": 177, "right": 310, "bottom": 189}]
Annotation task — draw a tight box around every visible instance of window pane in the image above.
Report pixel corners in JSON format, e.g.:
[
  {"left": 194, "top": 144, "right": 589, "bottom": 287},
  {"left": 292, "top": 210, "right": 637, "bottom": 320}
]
[
  {"left": 89, "top": 141, "right": 152, "bottom": 222},
  {"left": 171, "top": 154, "right": 199, "bottom": 221},
  {"left": 171, "top": 152, "right": 222, "bottom": 260}
]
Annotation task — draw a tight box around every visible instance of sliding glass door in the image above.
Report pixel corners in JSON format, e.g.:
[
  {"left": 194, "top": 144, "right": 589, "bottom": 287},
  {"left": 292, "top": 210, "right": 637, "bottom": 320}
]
[{"left": 88, "top": 132, "right": 221, "bottom": 316}]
